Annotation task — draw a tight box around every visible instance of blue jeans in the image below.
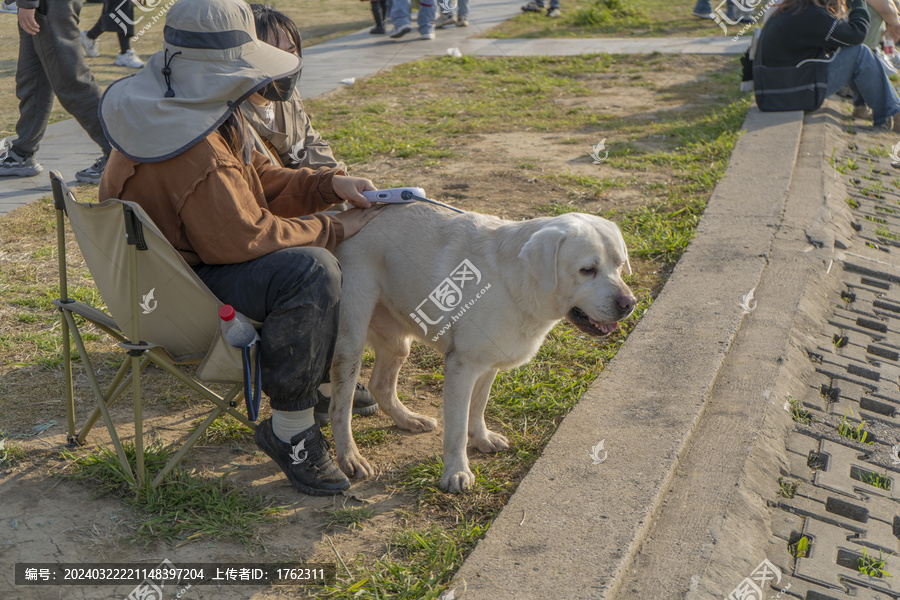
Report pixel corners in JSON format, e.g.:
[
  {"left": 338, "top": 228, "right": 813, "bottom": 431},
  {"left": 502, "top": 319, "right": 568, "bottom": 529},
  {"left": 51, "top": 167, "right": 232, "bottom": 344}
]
[
  {"left": 698, "top": 0, "right": 749, "bottom": 19},
  {"left": 531, "top": 0, "right": 560, "bottom": 9},
  {"left": 826, "top": 45, "right": 900, "bottom": 127},
  {"left": 194, "top": 247, "right": 342, "bottom": 412},
  {"left": 391, "top": 0, "right": 437, "bottom": 33},
  {"left": 439, "top": 0, "right": 469, "bottom": 19}
]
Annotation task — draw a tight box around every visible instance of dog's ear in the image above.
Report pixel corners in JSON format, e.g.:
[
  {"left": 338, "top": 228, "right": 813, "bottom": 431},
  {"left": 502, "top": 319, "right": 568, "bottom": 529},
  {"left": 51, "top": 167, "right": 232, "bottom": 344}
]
[{"left": 518, "top": 227, "right": 565, "bottom": 293}]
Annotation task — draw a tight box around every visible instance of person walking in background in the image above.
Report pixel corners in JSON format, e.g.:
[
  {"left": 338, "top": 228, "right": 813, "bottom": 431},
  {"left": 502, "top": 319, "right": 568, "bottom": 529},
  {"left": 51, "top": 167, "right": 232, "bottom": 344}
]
[
  {"left": 521, "top": 0, "right": 560, "bottom": 18},
  {"left": 81, "top": 0, "right": 144, "bottom": 68},
  {"left": 435, "top": 0, "right": 470, "bottom": 27},
  {"left": 692, "top": 0, "right": 754, "bottom": 22},
  {"left": 0, "top": 0, "right": 111, "bottom": 182},
  {"left": 364, "top": 0, "right": 391, "bottom": 34},
  {"left": 389, "top": 0, "right": 436, "bottom": 39}
]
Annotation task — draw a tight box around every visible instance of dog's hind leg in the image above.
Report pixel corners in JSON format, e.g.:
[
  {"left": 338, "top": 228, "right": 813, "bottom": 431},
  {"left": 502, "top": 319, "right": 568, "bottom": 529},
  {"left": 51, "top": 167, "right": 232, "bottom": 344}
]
[
  {"left": 368, "top": 304, "right": 437, "bottom": 433},
  {"left": 467, "top": 369, "right": 509, "bottom": 454},
  {"left": 440, "top": 355, "right": 481, "bottom": 492},
  {"left": 330, "top": 291, "right": 376, "bottom": 480}
]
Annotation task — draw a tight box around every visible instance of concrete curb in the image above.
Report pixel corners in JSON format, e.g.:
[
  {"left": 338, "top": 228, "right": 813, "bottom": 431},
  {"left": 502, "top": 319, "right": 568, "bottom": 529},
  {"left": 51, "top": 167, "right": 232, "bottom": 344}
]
[{"left": 452, "top": 107, "right": 805, "bottom": 599}]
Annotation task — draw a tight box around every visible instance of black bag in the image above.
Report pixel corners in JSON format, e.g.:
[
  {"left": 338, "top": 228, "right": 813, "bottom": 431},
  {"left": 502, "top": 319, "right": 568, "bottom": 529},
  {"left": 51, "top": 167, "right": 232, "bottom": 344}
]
[{"left": 753, "top": 34, "right": 830, "bottom": 112}]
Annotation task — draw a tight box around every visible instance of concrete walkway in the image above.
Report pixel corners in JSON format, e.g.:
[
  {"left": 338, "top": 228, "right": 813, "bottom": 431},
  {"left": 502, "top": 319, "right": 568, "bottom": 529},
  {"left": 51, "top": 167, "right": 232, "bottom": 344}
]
[{"left": 0, "top": 0, "right": 747, "bottom": 213}]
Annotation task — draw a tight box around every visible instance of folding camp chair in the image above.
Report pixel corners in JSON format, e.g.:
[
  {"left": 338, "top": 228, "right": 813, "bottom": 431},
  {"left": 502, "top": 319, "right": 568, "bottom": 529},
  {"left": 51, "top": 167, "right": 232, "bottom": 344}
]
[{"left": 50, "top": 171, "right": 258, "bottom": 490}]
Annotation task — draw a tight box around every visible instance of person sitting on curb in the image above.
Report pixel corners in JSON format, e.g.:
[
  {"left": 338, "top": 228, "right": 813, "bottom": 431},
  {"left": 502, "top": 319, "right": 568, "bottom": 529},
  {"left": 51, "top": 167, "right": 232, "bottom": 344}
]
[
  {"left": 240, "top": 3, "right": 379, "bottom": 427},
  {"left": 0, "top": 0, "right": 110, "bottom": 183},
  {"left": 98, "top": 0, "right": 386, "bottom": 496},
  {"left": 758, "top": 0, "right": 900, "bottom": 130}
]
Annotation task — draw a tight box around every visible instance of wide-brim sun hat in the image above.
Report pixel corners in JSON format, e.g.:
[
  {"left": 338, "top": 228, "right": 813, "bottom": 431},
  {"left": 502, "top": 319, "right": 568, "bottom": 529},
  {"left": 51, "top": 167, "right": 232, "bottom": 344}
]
[{"left": 99, "top": 0, "right": 301, "bottom": 163}]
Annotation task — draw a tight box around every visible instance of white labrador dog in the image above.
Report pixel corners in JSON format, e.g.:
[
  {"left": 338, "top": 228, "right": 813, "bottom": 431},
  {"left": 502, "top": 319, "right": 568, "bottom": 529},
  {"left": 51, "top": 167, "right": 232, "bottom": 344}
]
[{"left": 330, "top": 203, "right": 636, "bottom": 492}]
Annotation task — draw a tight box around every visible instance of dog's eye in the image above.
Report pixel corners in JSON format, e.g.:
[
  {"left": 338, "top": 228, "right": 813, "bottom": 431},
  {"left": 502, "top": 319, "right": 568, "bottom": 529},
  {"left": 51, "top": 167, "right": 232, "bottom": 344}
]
[{"left": 580, "top": 267, "right": 597, "bottom": 276}]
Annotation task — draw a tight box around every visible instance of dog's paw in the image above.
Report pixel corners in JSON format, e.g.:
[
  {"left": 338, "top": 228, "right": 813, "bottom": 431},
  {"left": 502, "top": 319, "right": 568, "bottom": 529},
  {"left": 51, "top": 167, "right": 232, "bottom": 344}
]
[
  {"left": 471, "top": 430, "right": 509, "bottom": 454},
  {"left": 337, "top": 451, "right": 373, "bottom": 480},
  {"left": 440, "top": 468, "right": 475, "bottom": 493},
  {"left": 396, "top": 411, "right": 437, "bottom": 433}
]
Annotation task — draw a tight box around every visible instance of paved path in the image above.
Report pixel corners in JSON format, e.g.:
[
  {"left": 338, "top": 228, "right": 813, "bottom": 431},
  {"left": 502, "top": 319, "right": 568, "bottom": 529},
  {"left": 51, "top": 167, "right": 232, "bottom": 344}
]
[{"left": 0, "top": 0, "right": 747, "bottom": 213}]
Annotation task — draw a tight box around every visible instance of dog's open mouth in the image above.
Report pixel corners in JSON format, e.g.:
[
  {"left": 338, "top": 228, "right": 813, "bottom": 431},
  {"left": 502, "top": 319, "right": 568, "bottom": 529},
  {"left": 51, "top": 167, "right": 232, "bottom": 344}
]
[{"left": 567, "top": 307, "right": 619, "bottom": 336}]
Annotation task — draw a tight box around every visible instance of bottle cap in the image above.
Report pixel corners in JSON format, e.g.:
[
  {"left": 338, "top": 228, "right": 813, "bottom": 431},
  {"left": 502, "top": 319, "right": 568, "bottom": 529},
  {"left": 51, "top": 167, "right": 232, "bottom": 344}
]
[{"left": 218, "top": 305, "right": 236, "bottom": 321}]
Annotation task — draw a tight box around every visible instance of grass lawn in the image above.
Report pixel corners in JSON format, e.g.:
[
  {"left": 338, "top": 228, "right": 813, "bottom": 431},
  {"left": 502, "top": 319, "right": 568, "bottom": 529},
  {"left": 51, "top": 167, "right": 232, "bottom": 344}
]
[
  {"left": 0, "top": 51, "right": 750, "bottom": 599},
  {"left": 484, "top": 0, "right": 737, "bottom": 39}
]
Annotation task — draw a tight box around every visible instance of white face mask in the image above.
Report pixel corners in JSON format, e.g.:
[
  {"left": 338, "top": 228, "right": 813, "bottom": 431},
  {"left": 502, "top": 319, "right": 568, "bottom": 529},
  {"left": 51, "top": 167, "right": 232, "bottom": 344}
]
[{"left": 253, "top": 102, "right": 276, "bottom": 130}]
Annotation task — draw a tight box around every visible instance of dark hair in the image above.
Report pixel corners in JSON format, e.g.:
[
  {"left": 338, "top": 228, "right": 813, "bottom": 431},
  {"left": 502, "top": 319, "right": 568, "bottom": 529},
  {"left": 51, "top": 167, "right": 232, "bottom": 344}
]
[
  {"left": 217, "top": 110, "right": 253, "bottom": 165},
  {"left": 773, "top": 0, "right": 845, "bottom": 17},
  {"left": 249, "top": 4, "right": 302, "bottom": 58}
]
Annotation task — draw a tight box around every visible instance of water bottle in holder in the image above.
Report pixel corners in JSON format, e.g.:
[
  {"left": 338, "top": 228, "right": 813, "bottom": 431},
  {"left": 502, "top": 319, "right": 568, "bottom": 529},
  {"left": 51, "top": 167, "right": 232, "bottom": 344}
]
[{"left": 219, "top": 305, "right": 261, "bottom": 421}]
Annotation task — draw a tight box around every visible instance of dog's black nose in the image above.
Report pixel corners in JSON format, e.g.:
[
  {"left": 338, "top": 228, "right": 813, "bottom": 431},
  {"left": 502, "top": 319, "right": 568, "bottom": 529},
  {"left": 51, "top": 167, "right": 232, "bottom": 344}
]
[{"left": 618, "top": 293, "right": 637, "bottom": 313}]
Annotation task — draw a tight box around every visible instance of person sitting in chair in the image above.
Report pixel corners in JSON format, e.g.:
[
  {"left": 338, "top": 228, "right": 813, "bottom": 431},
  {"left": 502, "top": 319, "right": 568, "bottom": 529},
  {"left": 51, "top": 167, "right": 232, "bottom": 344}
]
[
  {"left": 240, "top": 4, "right": 378, "bottom": 427},
  {"left": 98, "top": 0, "right": 385, "bottom": 496}
]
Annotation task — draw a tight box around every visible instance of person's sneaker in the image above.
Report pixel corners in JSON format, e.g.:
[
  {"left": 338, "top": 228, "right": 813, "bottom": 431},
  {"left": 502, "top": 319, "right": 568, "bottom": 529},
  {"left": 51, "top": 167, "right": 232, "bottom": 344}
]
[
  {"left": 691, "top": 10, "right": 714, "bottom": 19},
  {"left": 852, "top": 105, "right": 872, "bottom": 120},
  {"left": 315, "top": 382, "right": 378, "bottom": 426},
  {"left": 546, "top": 7, "right": 561, "bottom": 17},
  {"left": 421, "top": 30, "right": 436, "bottom": 40},
  {"left": 370, "top": 24, "right": 386, "bottom": 34},
  {"left": 435, "top": 12, "right": 456, "bottom": 28},
  {"left": 0, "top": 0, "right": 18, "bottom": 14},
  {"left": 75, "top": 155, "right": 108, "bottom": 185},
  {"left": 114, "top": 49, "right": 144, "bottom": 69},
  {"left": 457, "top": 17, "right": 469, "bottom": 26},
  {"left": 389, "top": 24, "right": 411, "bottom": 38},
  {"left": 521, "top": 1, "right": 543, "bottom": 11},
  {"left": 0, "top": 142, "right": 42, "bottom": 178},
  {"left": 81, "top": 30, "right": 100, "bottom": 57},
  {"left": 254, "top": 418, "right": 350, "bottom": 495}
]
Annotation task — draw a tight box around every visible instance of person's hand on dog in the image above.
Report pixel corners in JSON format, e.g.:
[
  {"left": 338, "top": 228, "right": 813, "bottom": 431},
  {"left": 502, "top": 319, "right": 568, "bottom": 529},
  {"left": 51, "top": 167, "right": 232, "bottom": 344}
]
[
  {"left": 333, "top": 205, "right": 387, "bottom": 239},
  {"left": 18, "top": 8, "right": 40, "bottom": 34},
  {"left": 333, "top": 175, "right": 377, "bottom": 208}
]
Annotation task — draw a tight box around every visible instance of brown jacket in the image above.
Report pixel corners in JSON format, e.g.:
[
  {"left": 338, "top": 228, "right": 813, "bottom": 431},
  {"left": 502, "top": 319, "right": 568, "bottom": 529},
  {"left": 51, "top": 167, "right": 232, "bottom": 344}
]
[{"left": 99, "top": 131, "right": 346, "bottom": 266}]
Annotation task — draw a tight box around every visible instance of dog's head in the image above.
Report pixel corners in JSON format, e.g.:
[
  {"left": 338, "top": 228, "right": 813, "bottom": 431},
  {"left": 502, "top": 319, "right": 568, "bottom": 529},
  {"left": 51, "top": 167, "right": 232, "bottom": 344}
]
[{"left": 518, "top": 213, "right": 636, "bottom": 336}]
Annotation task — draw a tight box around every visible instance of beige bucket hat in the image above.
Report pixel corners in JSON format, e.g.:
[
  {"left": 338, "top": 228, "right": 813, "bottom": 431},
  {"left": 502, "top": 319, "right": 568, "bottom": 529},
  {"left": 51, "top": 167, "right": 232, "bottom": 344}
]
[{"left": 99, "top": 0, "right": 301, "bottom": 163}]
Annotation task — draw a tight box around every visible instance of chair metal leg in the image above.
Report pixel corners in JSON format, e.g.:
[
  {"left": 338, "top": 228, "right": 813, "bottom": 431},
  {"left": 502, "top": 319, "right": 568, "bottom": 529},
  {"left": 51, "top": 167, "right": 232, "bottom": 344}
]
[
  {"left": 75, "top": 355, "right": 148, "bottom": 445},
  {"left": 63, "top": 309, "right": 136, "bottom": 486}
]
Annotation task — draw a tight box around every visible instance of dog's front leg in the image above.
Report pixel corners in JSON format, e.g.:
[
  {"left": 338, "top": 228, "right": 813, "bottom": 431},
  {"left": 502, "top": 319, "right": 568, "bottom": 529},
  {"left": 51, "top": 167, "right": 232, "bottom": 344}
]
[
  {"left": 440, "top": 355, "right": 480, "bottom": 492},
  {"left": 467, "top": 368, "right": 509, "bottom": 454},
  {"left": 331, "top": 356, "right": 373, "bottom": 480}
]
